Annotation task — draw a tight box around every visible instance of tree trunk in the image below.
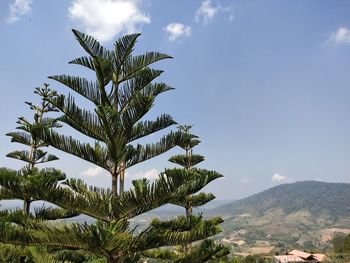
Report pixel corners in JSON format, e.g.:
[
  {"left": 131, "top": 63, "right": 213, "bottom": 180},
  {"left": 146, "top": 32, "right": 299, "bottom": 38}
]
[
  {"left": 111, "top": 172, "right": 118, "bottom": 197},
  {"left": 186, "top": 206, "right": 192, "bottom": 219},
  {"left": 119, "top": 162, "right": 125, "bottom": 195},
  {"left": 23, "top": 198, "right": 31, "bottom": 215}
]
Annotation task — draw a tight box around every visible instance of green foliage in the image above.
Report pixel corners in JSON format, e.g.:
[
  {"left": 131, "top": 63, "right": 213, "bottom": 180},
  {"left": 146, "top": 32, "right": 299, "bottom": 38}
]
[
  {"left": 52, "top": 249, "right": 106, "bottom": 263},
  {"left": 333, "top": 233, "right": 350, "bottom": 254},
  {"left": 40, "top": 29, "right": 181, "bottom": 197},
  {"left": 325, "top": 253, "right": 350, "bottom": 263},
  {"left": 0, "top": 244, "right": 34, "bottom": 263},
  {"left": 0, "top": 30, "right": 226, "bottom": 263},
  {"left": 146, "top": 125, "right": 229, "bottom": 261}
]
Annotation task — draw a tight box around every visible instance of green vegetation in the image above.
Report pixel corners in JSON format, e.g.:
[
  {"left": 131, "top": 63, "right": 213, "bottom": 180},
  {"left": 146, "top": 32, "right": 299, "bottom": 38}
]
[
  {"left": 144, "top": 125, "right": 229, "bottom": 261},
  {"left": 212, "top": 181, "right": 350, "bottom": 250},
  {"left": 333, "top": 233, "right": 350, "bottom": 254},
  {"left": 214, "top": 181, "right": 350, "bottom": 218},
  {"left": 0, "top": 30, "right": 226, "bottom": 262}
]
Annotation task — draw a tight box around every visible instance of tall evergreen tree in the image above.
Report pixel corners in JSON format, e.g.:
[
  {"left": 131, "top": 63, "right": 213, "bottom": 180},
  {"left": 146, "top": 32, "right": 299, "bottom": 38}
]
[
  {"left": 39, "top": 30, "right": 181, "bottom": 197},
  {"left": 0, "top": 31, "right": 227, "bottom": 263}
]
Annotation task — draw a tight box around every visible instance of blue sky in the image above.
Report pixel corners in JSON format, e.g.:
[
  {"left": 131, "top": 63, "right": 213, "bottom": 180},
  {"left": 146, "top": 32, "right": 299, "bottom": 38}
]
[{"left": 1, "top": 0, "right": 350, "bottom": 200}]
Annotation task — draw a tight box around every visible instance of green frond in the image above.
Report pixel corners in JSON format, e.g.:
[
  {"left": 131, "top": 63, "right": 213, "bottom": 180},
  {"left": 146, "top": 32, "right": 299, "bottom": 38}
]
[
  {"left": 6, "top": 132, "right": 32, "bottom": 146},
  {"left": 174, "top": 239, "right": 230, "bottom": 263},
  {"left": 176, "top": 134, "right": 201, "bottom": 150},
  {"left": 48, "top": 93, "right": 104, "bottom": 141},
  {"left": 141, "top": 82, "right": 174, "bottom": 97},
  {"left": 37, "top": 128, "right": 110, "bottom": 170},
  {"left": 0, "top": 221, "right": 31, "bottom": 246},
  {"left": 69, "top": 55, "right": 96, "bottom": 71},
  {"left": 1, "top": 219, "right": 135, "bottom": 259},
  {"left": 35, "top": 153, "right": 59, "bottom": 164},
  {"left": 40, "top": 117, "right": 62, "bottom": 129},
  {"left": 186, "top": 192, "right": 216, "bottom": 207},
  {"left": 164, "top": 168, "right": 223, "bottom": 193},
  {"left": 48, "top": 75, "right": 101, "bottom": 105},
  {"left": 139, "top": 215, "right": 223, "bottom": 250},
  {"left": 114, "top": 33, "right": 141, "bottom": 69},
  {"left": 120, "top": 90, "right": 155, "bottom": 122},
  {"left": 6, "top": 150, "right": 31, "bottom": 163},
  {"left": 27, "top": 179, "right": 110, "bottom": 222},
  {"left": 0, "top": 209, "right": 33, "bottom": 225},
  {"left": 125, "top": 131, "right": 182, "bottom": 168},
  {"left": 71, "top": 30, "right": 113, "bottom": 89},
  {"left": 116, "top": 68, "right": 165, "bottom": 107},
  {"left": 121, "top": 52, "right": 172, "bottom": 82},
  {"left": 94, "top": 55, "right": 114, "bottom": 88},
  {"left": 111, "top": 173, "right": 196, "bottom": 219},
  {"left": 6, "top": 149, "right": 58, "bottom": 165},
  {"left": 0, "top": 187, "right": 18, "bottom": 200},
  {"left": 34, "top": 206, "right": 79, "bottom": 220},
  {"left": 129, "top": 114, "right": 176, "bottom": 142},
  {"left": 64, "top": 178, "right": 112, "bottom": 212},
  {"left": 141, "top": 248, "right": 177, "bottom": 260},
  {"left": 173, "top": 192, "right": 216, "bottom": 209},
  {"left": 30, "top": 168, "right": 66, "bottom": 183},
  {"left": 0, "top": 167, "right": 66, "bottom": 203},
  {"left": 177, "top": 125, "right": 193, "bottom": 132},
  {"left": 32, "top": 149, "right": 58, "bottom": 164},
  {"left": 72, "top": 29, "right": 109, "bottom": 58},
  {"left": 169, "top": 154, "right": 205, "bottom": 168}
]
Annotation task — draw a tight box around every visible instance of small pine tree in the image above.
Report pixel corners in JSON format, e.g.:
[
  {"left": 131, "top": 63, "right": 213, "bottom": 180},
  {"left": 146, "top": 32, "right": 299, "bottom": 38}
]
[
  {"left": 143, "top": 125, "right": 229, "bottom": 261},
  {"left": 1, "top": 84, "right": 77, "bottom": 221},
  {"left": 168, "top": 125, "right": 216, "bottom": 218},
  {"left": 0, "top": 85, "right": 78, "bottom": 263}
]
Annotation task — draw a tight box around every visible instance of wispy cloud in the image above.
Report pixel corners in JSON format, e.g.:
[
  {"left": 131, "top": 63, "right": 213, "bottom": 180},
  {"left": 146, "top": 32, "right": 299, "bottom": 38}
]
[
  {"left": 271, "top": 173, "right": 289, "bottom": 182},
  {"left": 195, "top": 0, "right": 233, "bottom": 24},
  {"left": 326, "top": 27, "right": 350, "bottom": 45},
  {"left": 68, "top": 0, "right": 150, "bottom": 42},
  {"left": 80, "top": 166, "right": 106, "bottom": 177},
  {"left": 164, "top": 22, "right": 191, "bottom": 41},
  {"left": 7, "top": 0, "right": 32, "bottom": 23},
  {"left": 128, "top": 169, "right": 159, "bottom": 181}
]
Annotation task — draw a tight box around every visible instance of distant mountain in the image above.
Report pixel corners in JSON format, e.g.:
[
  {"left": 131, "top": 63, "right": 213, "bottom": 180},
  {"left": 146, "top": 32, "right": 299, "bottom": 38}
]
[
  {"left": 209, "top": 181, "right": 350, "bottom": 248},
  {"left": 211, "top": 181, "right": 350, "bottom": 219}
]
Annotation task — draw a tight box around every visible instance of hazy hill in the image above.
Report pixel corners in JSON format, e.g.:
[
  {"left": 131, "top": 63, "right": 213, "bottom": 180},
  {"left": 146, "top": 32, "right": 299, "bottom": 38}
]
[
  {"left": 209, "top": 181, "right": 350, "bottom": 248},
  {"left": 212, "top": 181, "right": 350, "bottom": 218}
]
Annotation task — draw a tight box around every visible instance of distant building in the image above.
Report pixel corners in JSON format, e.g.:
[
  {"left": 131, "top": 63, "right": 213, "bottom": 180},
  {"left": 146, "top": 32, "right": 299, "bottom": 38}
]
[{"left": 273, "top": 249, "right": 327, "bottom": 263}]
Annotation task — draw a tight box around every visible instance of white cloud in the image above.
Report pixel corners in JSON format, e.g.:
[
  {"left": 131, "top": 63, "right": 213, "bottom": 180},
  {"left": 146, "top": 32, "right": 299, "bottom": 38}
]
[
  {"left": 239, "top": 177, "right": 251, "bottom": 184},
  {"left": 164, "top": 22, "right": 191, "bottom": 41},
  {"left": 327, "top": 27, "right": 350, "bottom": 45},
  {"left": 80, "top": 166, "right": 106, "bottom": 177},
  {"left": 195, "top": 0, "right": 232, "bottom": 24},
  {"left": 7, "top": 0, "right": 32, "bottom": 23},
  {"left": 68, "top": 0, "right": 150, "bottom": 42},
  {"left": 271, "top": 173, "right": 288, "bottom": 182},
  {"left": 128, "top": 169, "right": 159, "bottom": 181}
]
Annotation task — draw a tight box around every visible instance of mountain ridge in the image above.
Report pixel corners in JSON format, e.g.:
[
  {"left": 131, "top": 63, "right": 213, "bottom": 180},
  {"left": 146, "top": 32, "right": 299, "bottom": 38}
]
[{"left": 211, "top": 180, "right": 350, "bottom": 219}]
